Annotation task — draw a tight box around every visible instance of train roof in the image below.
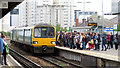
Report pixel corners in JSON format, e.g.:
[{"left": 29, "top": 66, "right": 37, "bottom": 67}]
[
  {"left": 13, "top": 26, "right": 34, "bottom": 30},
  {"left": 12, "top": 23, "right": 54, "bottom": 30},
  {"left": 35, "top": 23, "right": 53, "bottom": 27}
]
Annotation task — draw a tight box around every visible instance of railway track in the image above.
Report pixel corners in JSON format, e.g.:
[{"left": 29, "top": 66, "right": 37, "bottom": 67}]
[
  {"left": 51, "top": 56, "right": 82, "bottom": 67},
  {"left": 9, "top": 48, "right": 42, "bottom": 68},
  {"left": 9, "top": 44, "right": 82, "bottom": 68},
  {"left": 40, "top": 56, "right": 82, "bottom": 68}
]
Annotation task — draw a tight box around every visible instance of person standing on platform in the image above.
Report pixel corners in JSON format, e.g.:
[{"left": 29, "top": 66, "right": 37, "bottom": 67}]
[
  {"left": 76, "top": 34, "right": 80, "bottom": 49},
  {"left": 82, "top": 33, "right": 86, "bottom": 50},
  {"left": 72, "top": 31, "right": 76, "bottom": 49},
  {"left": 56, "top": 32, "right": 60, "bottom": 46},
  {"left": 90, "top": 33, "right": 94, "bottom": 50},
  {"left": 114, "top": 33, "right": 119, "bottom": 50},
  {"left": 68, "top": 33, "right": 72, "bottom": 49},
  {"left": 110, "top": 32, "right": 113, "bottom": 48},
  {"left": 74, "top": 34, "right": 78, "bottom": 49},
  {"left": 107, "top": 33, "right": 111, "bottom": 49},
  {"left": 85, "top": 32, "right": 88, "bottom": 46},
  {"left": 85, "top": 33, "right": 90, "bottom": 47},
  {"left": 61, "top": 33, "right": 64, "bottom": 46},
  {"left": 66, "top": 33, "right": 69, "bottom": 47},
  {"left": 79, "top": 33, "right": 83, "bottom": 50},
  {"left": 63, "top": 33, "right": 67, "bottom": 47},
  {"left": 101, "top": 32, "right": 107, "bottom": 51},
  {"left": 0, "top": 33, "right": 3, "bottom": 65},
  {"left": 2, "top": 35, "right": 9, "bottom": 65},
  {"left": 93, "top": 33, "right": 97, "bottom": 50},
  {"left": 97, "top": 33, "right": 101, "bottom": 50},
  {"left": 59, "top": 31, "right": 62, "bottom": 46}
]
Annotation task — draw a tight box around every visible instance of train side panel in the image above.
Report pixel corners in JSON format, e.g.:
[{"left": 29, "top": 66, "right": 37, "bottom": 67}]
[
  {"left": 18, "top": 30, "right": 24, "bottom": 43},
  {"left": 24, "top": 29, "right": 32, "bottom": 45},
  {"left": 13, "top": 30, "right": 17, "bottom": 41}
]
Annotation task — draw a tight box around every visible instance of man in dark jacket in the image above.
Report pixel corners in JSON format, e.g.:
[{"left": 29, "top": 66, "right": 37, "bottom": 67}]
[
  {"left": 102, "top": 32, "right": 107, "bottom": 51},
  {"left": 2, "top": 35, "right": 8, "bottom": 65},
  {"left": 59, "top": 31, "right": 62, "bottom": 46},
  {"left": 72, "top": 31, "right": 76, "bottom": 48}
]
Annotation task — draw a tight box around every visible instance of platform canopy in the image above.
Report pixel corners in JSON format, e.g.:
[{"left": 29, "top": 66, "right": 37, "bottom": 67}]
[{"left": 0, "top": 0, "right": 24, "bottom": 19}]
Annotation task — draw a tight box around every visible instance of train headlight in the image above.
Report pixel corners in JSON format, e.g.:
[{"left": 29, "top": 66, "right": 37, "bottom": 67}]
[
  {"left": 51, "top": 42, "right": 56, "bottom": 44},
  {"left": 33, "top": 41, "right": 38, "bottom": 44}
]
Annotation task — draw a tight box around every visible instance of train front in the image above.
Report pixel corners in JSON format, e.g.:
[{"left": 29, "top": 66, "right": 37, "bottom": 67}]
[{"left": 32, "top": 26, "right": 56, "bottom": 53}]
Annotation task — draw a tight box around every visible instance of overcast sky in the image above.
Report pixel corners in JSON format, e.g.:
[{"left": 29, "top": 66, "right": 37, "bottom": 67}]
[
  {"left": 75, "top": 0, "right": 117, "bottom": 19},
  {"left": 75, "top": 0, "right": 111, "bottom": 13}
]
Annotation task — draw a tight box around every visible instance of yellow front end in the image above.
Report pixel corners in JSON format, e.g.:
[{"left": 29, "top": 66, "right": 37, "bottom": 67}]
[
  {"left": 32, "top": 26, "right": 56, "bottom": 53},
  {"left": 32, "top": 38, "right": 56, "bottom": 47}
]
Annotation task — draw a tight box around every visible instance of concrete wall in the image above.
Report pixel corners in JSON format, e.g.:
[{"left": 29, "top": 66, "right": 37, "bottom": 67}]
[{"left": 55, "top": 48, "right": 120, "bottom": 67}]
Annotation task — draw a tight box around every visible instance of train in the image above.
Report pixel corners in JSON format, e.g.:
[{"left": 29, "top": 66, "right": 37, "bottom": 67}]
[{"left": 10, "top": 23, "right": 56, "bottom": 54}]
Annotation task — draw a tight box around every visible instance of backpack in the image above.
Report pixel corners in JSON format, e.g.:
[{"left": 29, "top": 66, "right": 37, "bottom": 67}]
[
  {"left": 3, "top": 40, "right": 9, "bottom": 54},
  {"left": 91, "top": 39, "right": 94, "bottom": 44},
  {"left": 82, "top": 36, "right": 85, "bottom": 42},
  {"left": 6, "top": 44, "right": 9, "bottom": 54}
]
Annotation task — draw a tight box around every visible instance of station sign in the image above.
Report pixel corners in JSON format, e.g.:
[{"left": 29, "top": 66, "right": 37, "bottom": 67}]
[
  {"left": 10, "top": 9, "right": 19, "bottom": 14},
  {"left": 104, "top": 28, "right": 113, "bottom": 32},
  {"left": 88, "top": 23, "right": 97, "bottom": 26}
]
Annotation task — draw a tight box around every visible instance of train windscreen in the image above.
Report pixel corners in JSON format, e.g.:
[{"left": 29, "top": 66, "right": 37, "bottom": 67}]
[{"left": 34, "top": 27, "right": 55, "bottom": 38}]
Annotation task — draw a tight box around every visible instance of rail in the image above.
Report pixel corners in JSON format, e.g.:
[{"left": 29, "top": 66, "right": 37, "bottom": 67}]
[{"left": 9, "top": 48, "right": 42, "bottom": 68}]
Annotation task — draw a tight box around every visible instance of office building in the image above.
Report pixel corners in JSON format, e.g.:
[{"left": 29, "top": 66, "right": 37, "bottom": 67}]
[{"left": 37, "top": 0, "right": 75, "bottom": 29}]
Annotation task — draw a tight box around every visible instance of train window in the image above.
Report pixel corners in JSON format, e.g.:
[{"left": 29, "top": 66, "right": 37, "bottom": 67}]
[
  {"left": 34, "top": 27, "right": 55, "bottom": 38},
  {"left": 18, "top": 30, "right": 23, "bottom": 36},
  {"left": 34, "top": 28, "right": 41, "bottom": 37},
  {"left": 25, "top": 29, "right": 31, "bottom": 36}
]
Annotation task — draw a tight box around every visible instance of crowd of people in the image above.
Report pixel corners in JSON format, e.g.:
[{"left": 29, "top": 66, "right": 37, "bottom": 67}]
[{"left": 56, "top": 31, "right": 119, "bottom": 51}]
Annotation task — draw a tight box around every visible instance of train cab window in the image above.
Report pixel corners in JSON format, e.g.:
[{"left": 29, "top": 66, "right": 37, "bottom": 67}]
[
  {"left": 34, "top": 27, "right": 55, "bottom": 38},
  {"left": 34, "top": 28, "right": 41, "bottom": 37}
]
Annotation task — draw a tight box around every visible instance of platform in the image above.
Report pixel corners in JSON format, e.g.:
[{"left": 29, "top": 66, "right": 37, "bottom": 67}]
[
  {"left": 1, "top": 54, "right": 22, "bottom": 68},
  {"left": 55, "top": 46, "right": 120, "bottom": 62}
]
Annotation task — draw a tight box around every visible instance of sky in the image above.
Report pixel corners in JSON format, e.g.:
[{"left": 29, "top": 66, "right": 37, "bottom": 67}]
[
  {"left": 37, "top": 0, "right": 117, "bottom": 19},
  {"left": 4, "top": 0, "right": 118, "bottom": 20},
  {"left": 74, "top": 0, "right": 117, "bottom": 19}
]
